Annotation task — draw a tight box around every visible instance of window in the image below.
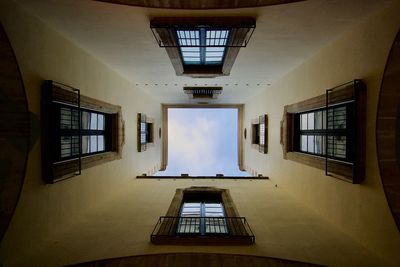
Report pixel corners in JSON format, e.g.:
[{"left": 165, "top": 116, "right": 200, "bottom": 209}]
[
  {"left": 251, "top": 114, "right": 268, "bottom": 154},
  {"left": 150, "top": 187, "right": 255, "bottom": 245},
  {"left": 177, "top": 29, "right": 229, "bottom": 65},
  {"left": 41, "top": 80, "right": 124, "bottom": 183},
  {"left": 58, "top": 106, "right": 112, "bottom": 161},
  {"left": 177, "top": 202, "right": 228, "bottom": 235},
  {"left": 137, "top": 113, "right": 154, "bottom": 152},
  {"left": 183, "top": 87, "right": 223, "bottom": 99},
  {"left": 150, "top": 17, "right": 256, "bottom": 78},
  {"left": 295, "top": 103, "right": 354, "bottom": 162},
  {"left": 280, "top": 80, "right": 366, "bottom": 183}
]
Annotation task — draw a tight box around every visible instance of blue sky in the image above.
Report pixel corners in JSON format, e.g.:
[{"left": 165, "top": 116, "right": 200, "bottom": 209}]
[{"left": 156, "top": 108, "right": 248, "bottom": 176}]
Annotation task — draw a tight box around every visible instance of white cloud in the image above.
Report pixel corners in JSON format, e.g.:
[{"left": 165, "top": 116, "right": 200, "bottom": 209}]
[
  {"left": 157, "top": 108, "right": 248, "bottom": 177},
  {"left": 167, "top": 115, "right": 220, "bottom": 175}
]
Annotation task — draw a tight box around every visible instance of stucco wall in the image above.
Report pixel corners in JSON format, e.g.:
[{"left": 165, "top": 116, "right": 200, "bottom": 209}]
[
  {"left": 0, "top": 0, "right": 162, "bottom": 265},
  {"left": 243, "top": 0, "right": 400, "bottom": 265}
]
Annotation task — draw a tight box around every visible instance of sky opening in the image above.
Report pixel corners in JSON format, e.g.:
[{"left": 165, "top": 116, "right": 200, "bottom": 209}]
[{"left": 156, "top": 108, "right": 248, "bottom": 176}]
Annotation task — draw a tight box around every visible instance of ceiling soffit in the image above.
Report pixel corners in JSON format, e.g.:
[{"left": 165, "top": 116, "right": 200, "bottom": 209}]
[{"left": 95, "top": 0, "right": 304, "bottom": 9}]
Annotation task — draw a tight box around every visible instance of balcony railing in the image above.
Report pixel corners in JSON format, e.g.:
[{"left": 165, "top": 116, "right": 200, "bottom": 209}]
[{"left": 151, "top": 216, "right": 255, "bottom": 245}]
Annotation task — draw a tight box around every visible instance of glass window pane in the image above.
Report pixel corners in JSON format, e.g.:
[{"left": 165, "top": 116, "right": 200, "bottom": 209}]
[
  {"left": 205, "top": 57, "right": 223, "bottom": 63},
  {"left": 141, "top": 122, "right": 146, "bottom": 132},
  {"left": 90, "top": 135, "right": 97, "bottom": 153},
  {"left": 177, "top": 218, "right": 200, "bottom": 234},
  {"left": 71, "top": 136, "right": 79, "bottom": 155},
  {"left": 60, "top": 136, "right": 71, "bottom": 158},
  {"left": 334, "top": 136, "right": 346, "bottom": 158},
  {"left": 327, "top": 136, "right": 334, "bottom": 157},
  {"left": 98, "top": 135, "right": 104, "bottom": 151},
  {"left": 307, "top": 135, "right": 314, "bottom": 153},
  {"left": 181, "top": 47, "right": 200, "bottom": 52},
  {"left": 90, "top": 113, "right": 98, "bottom": 130},
  {"left": 71, "top": 109, "right": 79, "bottom": 129},
  {"left": 206, "top": 52, "right": 224, "bottom": 57},
  {"left": 301, "top": 135, "right": 307, "bottom": 152},
  {"left": 60, "top": 135, "right": 79, "bottom": 158},
  {"left": 314, "top": 111, "right": 323, "bottom": 130},
  {"left": 205, "top": 217, "right": 228, "bottom": 234},
  {"left": 60, "top": 107, "right": 71, "bottom": 129},
  {"left": 259, "top": 123, "right": 265, "bottom": 145},
  {"left": 98, "top": 114, "right": 104, "bottom": 130},
  {"left": 301, "top": 114, "right": 307, "bottom": 130},
  {"left": 206, "top": 47, "right": 224, "bottom": 52},
  {"left": 315, "top": 135, "right": 324, "bottom": 155},
  {"left": 82, "top": 135, "right": 89, "bottom": 154},
  {"left": 334, "top": 106, "right": 346, "bottom": 129},
  {"left": 81, "top": 111, "right": 90, "bottom": 130},
  {"left": 182, "top": 52, "right": 200, "bottom": 57},
  {"left": 308, "top": 112, "right": 314, "bottom": 130},
  {"left": 327, "top": 109, "right": 334, "bottom": 129},
  {"left": 60, "top": 109, "right": 70, "bottom": 129}
]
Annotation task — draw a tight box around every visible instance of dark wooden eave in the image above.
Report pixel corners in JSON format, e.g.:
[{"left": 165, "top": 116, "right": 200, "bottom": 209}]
[{"left": 96, "top": 0, "right": 304, "bottom": 9}]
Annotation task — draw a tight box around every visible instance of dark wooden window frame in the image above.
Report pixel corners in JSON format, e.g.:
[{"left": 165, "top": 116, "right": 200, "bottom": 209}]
[
  {"left": 280, "top": 80, "right": 366, "bottom": 183},
  {"left": 41, "top": 80, "right": 125, "bottom": 184},
  {"left": 251, "top": 114, "right": 268, "bottom": 154},
  {"left": 151, "top": 187, "right": 254, "bottom": 245},
  {"left": 150, "top": 17, "right": 256, "bottom": 78}
]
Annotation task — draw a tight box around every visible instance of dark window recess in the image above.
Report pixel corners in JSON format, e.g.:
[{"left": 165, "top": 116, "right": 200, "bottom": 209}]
[
  {"left": 138, "top": 113, "right": 153, "bottom": 152},
  {"left": 251, "top": 114, "right": 268, "bottom": 154},
  {"left": 252, "top": 124, "right": 260, "bottom": 144},
  {"left": 294, "top": 103, "right": 354, "bottom": 163}
]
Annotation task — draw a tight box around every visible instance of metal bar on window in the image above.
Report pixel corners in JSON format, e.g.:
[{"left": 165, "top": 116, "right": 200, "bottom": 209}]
[
  {"left": 150, "top": 216, "right": 255, "bottom": 244},
  {"left": 325, "top": 89, "right": 331, "bottom": 177},
  {"left": 324, "top": 80, "right": 358, "bottom": 178},
  {"left": 77, "top": 87, "right": 81, "bottom": 176},
  {"left": 51, "top": 81, "right": 82, "bottom": 179},
  {"left": 151, "top": 25, "right": 255, "bottom": 48}
]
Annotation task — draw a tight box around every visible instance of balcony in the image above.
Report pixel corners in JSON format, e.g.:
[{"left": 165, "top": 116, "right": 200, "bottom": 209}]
[{"left": 150, "top": 216, "right": 255, "bottom": 245}]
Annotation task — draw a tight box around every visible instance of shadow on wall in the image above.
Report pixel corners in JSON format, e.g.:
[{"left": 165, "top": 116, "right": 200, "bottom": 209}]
[
  {"left": 0, "top": 24, "right": 31, "bottom": 242},
  {"left": 69, "top": 252, "right": 321, "bottom": 267},
  {"left": 376, "top": 28, "right": 400, "bottom": 232}
]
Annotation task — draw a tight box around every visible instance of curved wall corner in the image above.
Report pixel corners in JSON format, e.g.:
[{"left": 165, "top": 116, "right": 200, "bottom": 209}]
[
  {"left": 377, "top": 28, "right": 400, "bottom": 232},
  {"left": 0, "top": 23, "right": 30, "bottom": 242},
  {"left": 96, "top": 0, "right": 303, "bottom": 9},
  {"left": 70, "top": 253, "right": 319, "bottom": 267}
]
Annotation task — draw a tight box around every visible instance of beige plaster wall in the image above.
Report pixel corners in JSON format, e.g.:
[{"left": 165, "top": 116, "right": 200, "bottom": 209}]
[
  {"left": 1, "top": 176, "right": 389, "bottom": 267},
  {"left": 243, "top": 0, "right": 400, "bottom": 265},
  {"left": 0, "top": 0, "right": 162, "bottom": 264}
]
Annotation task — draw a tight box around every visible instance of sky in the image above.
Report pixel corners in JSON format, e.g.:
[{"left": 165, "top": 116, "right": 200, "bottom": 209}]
[{"left": 156, "top": 108, "right": 248, "bottom": 176}]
